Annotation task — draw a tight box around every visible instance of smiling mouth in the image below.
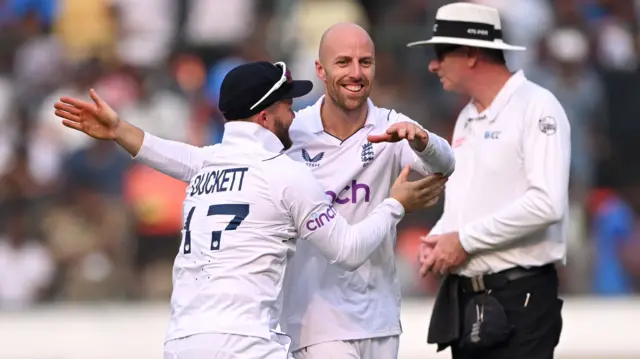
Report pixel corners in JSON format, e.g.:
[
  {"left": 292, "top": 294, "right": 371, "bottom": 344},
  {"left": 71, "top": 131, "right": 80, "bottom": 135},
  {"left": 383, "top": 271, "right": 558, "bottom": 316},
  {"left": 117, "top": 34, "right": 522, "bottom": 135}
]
[{"left": 342, "top": 84, "right": 364, "bottom": 93}]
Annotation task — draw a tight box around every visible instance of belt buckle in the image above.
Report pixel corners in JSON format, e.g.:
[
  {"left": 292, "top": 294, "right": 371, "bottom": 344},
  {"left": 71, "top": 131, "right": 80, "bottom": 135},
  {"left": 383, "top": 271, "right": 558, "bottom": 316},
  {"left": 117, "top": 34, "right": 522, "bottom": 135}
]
[{"left": 470, "top": 275, "right": 486, "bottom": 292}]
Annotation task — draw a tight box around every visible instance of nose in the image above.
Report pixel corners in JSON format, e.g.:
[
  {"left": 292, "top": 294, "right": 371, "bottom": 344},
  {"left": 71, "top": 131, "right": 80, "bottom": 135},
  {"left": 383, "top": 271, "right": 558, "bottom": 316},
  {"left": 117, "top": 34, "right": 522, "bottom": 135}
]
[
  {"left": 349, "top": 62, "right": 363, "bottom": 79},
  {"left": 428, "top": 60, "right": 440, "bottom": 73}
]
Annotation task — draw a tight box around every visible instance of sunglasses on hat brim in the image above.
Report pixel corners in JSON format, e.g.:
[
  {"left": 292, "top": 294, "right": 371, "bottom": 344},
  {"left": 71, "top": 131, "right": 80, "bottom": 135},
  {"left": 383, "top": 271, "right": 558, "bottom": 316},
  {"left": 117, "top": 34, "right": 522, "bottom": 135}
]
[{"left": 250, "top": 62, "right": 293, "bottom": 110}]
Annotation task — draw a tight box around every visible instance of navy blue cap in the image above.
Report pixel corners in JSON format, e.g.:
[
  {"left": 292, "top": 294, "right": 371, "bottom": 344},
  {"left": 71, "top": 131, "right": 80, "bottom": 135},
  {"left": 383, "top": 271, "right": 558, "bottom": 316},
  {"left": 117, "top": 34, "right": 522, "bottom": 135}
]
[{"left": 218, "top": 61, "right": 313, "bottom": 121}]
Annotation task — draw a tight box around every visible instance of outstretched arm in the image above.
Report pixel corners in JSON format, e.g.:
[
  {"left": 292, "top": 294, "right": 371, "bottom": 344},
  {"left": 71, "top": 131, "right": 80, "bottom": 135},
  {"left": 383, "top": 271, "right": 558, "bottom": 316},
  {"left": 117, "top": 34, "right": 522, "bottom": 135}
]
[
  {"left": 368, "top": 111, "right": 455, "bottom": 177},
  {"left": 54, "top": 89, "right": 208, "bottom": 182},
  {"left": 275, "top": 163, "right": 444, "bottom": 271}
]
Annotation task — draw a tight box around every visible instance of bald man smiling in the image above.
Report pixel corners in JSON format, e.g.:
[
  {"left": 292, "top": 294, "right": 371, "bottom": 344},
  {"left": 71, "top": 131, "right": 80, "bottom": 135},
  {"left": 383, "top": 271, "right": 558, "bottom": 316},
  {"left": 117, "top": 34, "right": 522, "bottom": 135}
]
[
  {"left": 53, "top": 22, "right": 456, "bottom": 359},
  {"left": 279, "top": 23, "right": 455, "bottom": 359}
]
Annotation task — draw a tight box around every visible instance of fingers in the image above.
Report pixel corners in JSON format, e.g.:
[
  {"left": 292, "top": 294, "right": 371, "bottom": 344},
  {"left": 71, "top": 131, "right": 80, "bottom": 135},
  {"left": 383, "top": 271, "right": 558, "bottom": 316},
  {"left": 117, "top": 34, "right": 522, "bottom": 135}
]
[
  {"left": 61, "top": 119, "right": 84, "bottom": 132},
  {"left": 412, "top": 174, "right": 447, "bottom": 196},
  {"left": 422, "top": 235, "right": 440, "bottom": 246},
  {"left": 391, "top": 165, "right": 411, "bottom": 200},
  {"left": 423, "top": 196, "right": 440, "bottom": 208},
  {"left": 89, "top": 88, "right": 106, "bottom": 109},
  {"left": 434, "top": 258, "right": 454, "bottom": 276},
  {"left": 419, "top": 181, "right": 446, "bottom": 202},
  {"left": 419, "top": 253, "right": 436, "bottom": 277},
  {"left": 370, "top": 123, "right": 420, "bottom": 143},
  {"left": 54, "top": 109, "right": 80, "bottom": 123},
  {"left": 59, "top": 96, "right": 93, "bottom": 109},
  {"left": 418, "top": 242, "right": 433, "bottom": 263},
  {"left": 54, "top": 102, "right": 81, "bottom": 116},
  {"left": 386, "top": 123, "right": 408, "bottom": 139},
  {"left": 406, "top": 125, "right": 415, "bottom": 141},
  {"left": 398, "top": 165, "right": 411, "bottom": 180},
  {"left": 414, "top": 173, "right": 446, "bottom": 186},
  {"left": 392, "top": 165, "right": 411, "bottom": 188},
  {"left": 367, "top": 133, "right": 392, "bottom": 143},
  {"left": 419, "top": 175, "right": 447, "bottom": 192}
]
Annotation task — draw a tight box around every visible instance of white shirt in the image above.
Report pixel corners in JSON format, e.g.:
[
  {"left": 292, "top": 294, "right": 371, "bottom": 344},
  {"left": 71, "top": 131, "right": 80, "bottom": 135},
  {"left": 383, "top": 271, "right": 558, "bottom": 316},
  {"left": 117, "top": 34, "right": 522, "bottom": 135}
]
[
  {"left": 163, "top": 121, "right": 407, "bottom": 343},
  {"left": 134, "top": 98, "right": 456, "bottom": 349},
  {"left": 429, "top": 70, "right": 571, "bottom": 277},
  {"left": 280, "top": 98, "right": 454, "bottom": 349}
]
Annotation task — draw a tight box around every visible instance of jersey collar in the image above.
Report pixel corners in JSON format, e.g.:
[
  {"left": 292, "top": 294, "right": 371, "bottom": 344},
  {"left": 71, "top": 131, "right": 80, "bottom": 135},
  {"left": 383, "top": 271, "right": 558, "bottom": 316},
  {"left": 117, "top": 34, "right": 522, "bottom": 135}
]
[
  {"left": 308, "top": 95, "right": 378, "bottom": 134},
  {"left": 222, "top": 121, "right": 284, "bottom": 153},
  {"left": 468, "top": 70, "right": 527, "bottom": 122}
]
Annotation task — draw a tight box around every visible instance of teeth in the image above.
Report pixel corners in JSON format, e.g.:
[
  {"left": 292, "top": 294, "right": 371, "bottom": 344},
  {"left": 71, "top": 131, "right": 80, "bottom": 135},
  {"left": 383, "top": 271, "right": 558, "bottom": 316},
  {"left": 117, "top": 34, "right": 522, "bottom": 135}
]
[{"left": 344, "top": 85, "right": 363, "bottom": 92}]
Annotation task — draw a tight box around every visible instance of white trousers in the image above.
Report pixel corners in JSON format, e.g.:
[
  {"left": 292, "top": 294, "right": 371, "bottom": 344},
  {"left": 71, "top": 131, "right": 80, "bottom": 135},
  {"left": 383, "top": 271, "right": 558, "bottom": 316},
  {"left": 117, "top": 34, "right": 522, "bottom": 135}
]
[
  {"left": 293, "top": 336, "right": 399, "bottom": 359},
  {"left": 164, "top": 332, "right": 292, "bottom": 359}
]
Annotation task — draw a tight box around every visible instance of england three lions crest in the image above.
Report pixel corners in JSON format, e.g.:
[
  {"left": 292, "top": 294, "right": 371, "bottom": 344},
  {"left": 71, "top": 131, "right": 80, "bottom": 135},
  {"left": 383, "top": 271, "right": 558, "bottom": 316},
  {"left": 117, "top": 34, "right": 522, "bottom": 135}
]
[{"left": 361, "top": 142, "right": 374, "bottom": 167}]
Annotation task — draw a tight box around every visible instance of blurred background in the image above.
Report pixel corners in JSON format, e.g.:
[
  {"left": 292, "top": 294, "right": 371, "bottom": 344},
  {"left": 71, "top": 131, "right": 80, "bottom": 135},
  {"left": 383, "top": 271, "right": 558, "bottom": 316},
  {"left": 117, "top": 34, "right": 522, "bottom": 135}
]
[{"left": 0, "top": 0, "right": 640, "bottom": 357}]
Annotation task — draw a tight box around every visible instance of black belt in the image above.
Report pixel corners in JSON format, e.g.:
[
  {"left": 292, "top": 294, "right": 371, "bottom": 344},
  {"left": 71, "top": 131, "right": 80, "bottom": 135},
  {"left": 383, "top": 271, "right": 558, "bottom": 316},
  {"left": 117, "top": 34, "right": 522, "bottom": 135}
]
[{"left": 455, "top": 264, "right": 554, "bottom": 293}]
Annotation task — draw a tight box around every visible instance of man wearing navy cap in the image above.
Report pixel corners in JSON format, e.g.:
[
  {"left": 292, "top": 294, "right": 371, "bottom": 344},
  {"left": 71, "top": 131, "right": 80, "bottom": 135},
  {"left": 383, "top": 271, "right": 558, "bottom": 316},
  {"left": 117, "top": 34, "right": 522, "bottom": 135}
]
[{"left": 53, "top": 60, "right": 446, "bottom": 359}]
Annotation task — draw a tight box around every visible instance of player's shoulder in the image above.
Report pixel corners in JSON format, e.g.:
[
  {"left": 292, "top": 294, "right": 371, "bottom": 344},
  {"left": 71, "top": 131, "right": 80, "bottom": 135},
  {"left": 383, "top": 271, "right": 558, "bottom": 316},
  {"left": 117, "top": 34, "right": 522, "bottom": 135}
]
[
  {"left": 201, "top": 143, "right": 221, "bottom": 153},
  {"left": 368, "top": 102, "right": 427, "bottom": 133},
  {"left": 287, "top": 101, "right": 322, "bottom": 148},
  {"left": 291, "top": 99, "right": 321, "bottom": 132},
  {"left": 366, "top": 101, "right": 406, "bottom": 128},
  {"left": 261, "top": 151, "right": 313, "bottom": 179}
]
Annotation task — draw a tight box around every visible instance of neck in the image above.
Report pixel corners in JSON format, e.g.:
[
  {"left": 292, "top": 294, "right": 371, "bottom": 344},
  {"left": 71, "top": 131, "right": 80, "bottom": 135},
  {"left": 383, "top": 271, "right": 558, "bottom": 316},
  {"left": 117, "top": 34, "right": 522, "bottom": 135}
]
[
  {"left": 468, "top": 65, "right": 513, "bottom": 113},
  {"left": 320, "top": 95, "right": 368, "bottom": 140}
]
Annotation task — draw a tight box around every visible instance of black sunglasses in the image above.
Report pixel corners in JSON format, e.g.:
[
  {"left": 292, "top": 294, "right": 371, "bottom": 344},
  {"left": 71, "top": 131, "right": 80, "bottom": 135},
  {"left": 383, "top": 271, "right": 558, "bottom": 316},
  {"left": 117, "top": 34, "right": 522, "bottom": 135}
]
[{"left": 432, "top": 44, "right": 464, "bottom": 61}]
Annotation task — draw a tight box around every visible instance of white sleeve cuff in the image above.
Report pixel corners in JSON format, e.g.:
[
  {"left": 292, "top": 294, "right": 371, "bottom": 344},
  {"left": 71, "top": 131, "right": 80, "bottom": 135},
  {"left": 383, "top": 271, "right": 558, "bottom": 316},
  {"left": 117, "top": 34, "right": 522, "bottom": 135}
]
[
  {"left": 458, "top": 226, "right": 477, "bottom": 254},
  {"left": 382, "top": 197, "right": 406, "bottom": 217}
]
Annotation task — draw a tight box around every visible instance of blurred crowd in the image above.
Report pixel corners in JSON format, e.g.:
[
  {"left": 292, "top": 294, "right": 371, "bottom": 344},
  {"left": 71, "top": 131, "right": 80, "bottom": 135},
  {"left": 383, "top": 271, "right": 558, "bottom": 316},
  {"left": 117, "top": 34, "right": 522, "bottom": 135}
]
[{"left": 0, "top": 0, "right": 640, "bottom": 310}]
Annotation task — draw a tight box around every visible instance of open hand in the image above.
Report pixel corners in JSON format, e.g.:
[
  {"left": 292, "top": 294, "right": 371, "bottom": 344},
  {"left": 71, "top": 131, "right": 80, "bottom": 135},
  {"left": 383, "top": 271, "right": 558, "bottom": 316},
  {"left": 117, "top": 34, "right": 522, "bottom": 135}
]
[
  {"left": 54, "top": 89, "right": 120, "bottom": 140},
  {"left": 367, "top": 122, "right": 429, "bottom": 152},
  {"left": 390, "top": 165, "right": 447, "bottom": 212}
]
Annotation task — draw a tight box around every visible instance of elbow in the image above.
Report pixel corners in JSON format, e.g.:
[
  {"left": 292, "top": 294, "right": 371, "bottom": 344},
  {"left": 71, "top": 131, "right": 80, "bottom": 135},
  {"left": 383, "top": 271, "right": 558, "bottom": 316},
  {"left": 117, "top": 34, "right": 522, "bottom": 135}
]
[
  {"left": 435, "top": 140, "right": 455, "bottom": 177},
  {"left": 538, "top": 193, "right": 566, "bottom": 224},
  {"left": 444, "top": 156, "right": 456, "bottom": 177},
  {"left": 333, "top": 258, "right": 363, "bottom": 272}
]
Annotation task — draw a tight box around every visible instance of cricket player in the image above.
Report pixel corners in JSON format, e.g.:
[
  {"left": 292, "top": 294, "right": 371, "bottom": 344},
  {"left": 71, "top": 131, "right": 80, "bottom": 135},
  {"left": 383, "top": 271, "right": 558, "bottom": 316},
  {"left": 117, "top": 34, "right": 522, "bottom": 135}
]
[
  {"left": 53, "top": 61, "right": 446, "bottom": 359},
  {"left": 55, "top": 24, "right": 456, "bottom": 359}
]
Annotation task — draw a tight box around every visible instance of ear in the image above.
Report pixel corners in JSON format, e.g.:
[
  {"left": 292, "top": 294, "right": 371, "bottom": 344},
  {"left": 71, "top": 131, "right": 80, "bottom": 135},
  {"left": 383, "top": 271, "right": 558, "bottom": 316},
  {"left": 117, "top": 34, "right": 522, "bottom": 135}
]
[
  {"left": 467, "top": 47, "right": 481, "bottom": 68},
  {"left": 315, "top": 59, "right": 326, "bottom": 82},
  {"left": 256, "top": 111, "right": 269, "bottom": 128}
]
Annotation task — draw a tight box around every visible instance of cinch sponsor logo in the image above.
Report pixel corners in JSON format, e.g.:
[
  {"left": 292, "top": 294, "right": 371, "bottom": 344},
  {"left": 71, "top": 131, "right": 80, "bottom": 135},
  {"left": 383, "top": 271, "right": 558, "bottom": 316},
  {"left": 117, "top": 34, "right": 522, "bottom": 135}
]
[
  {"left": 306, "top": 205, "right": 337, "bottom": 231},
  {"left": 325, "top": 180, "right": 371, "bottom": 205}
]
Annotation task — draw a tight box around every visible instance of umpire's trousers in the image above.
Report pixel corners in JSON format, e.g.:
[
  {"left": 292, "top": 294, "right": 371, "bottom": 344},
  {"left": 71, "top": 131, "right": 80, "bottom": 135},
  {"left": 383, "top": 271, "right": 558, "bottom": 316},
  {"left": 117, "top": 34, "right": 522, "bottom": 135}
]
[{"left": 451, "top": 266, "right": 563, "bottom": 359}]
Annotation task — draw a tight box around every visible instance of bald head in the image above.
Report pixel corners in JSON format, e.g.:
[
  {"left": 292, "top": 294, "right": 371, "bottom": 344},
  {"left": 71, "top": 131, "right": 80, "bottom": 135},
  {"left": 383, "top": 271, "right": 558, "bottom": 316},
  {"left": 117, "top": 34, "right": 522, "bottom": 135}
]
[
  {"left": 315, "top": 23, "right": 375, "bottom": 112},
  {"left": 318, "top": 23, "right": 374, "bottom": 64}
]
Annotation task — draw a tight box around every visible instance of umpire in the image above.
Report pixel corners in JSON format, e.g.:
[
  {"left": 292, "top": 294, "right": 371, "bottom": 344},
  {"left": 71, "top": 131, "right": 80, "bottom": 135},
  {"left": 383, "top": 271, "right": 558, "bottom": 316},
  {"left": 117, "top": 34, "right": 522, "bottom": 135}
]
[{"left": 408, "top": 3, "right": 571, "bottom": 359}]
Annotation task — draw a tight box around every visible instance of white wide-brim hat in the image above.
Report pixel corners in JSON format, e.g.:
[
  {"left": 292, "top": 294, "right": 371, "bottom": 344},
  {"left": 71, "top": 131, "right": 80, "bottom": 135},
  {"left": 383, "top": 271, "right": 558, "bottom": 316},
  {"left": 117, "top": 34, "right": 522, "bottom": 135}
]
[{"left": 407, "top": 2, "right": 525, "bottom": 51}]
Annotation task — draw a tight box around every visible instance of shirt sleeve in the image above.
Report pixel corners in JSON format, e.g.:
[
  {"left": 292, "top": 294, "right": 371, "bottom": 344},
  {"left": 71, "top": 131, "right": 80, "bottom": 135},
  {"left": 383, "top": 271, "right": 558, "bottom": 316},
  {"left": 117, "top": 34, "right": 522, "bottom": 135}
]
[
  {"left": 392, "top": 112, "right": 456, "bottom": 177},
  {"left": 459, "top": 95, "right": 571, "bottom": 254},
  {"left": 279, "top": 163, "right": 406, "bottom": 271},
  {"left": 132, "top": 132, "right": 210, "bottom": 182}
]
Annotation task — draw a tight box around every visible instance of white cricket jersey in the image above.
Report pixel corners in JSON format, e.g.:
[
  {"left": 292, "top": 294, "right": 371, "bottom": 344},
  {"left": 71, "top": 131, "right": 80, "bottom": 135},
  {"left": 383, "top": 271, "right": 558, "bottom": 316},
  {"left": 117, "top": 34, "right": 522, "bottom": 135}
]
[
  {"left": 132, "top": 98, "right": 455, "bottom": 349},
  {"left": 161, "top": 121, "right": 407, "bottom": 344},
  {"left": 429, "top": 70, "right": 571, "bottom": 277},
  {"left": 279, "top": 97, "right": 454, "bottom": 350}
]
